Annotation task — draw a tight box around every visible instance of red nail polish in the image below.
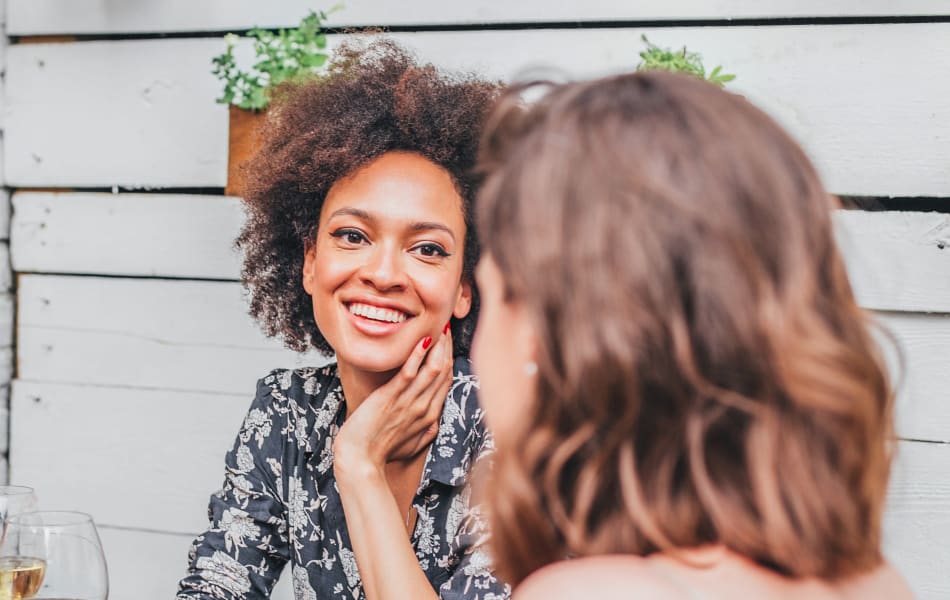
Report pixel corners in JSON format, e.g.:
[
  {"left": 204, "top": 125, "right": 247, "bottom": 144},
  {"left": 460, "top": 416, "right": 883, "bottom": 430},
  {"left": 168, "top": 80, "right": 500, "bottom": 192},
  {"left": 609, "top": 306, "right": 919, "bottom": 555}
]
[
  {"left": 422, "top": 336, "right": 433, "bottom": 350},
  {"left": 443, "top": 322, "right": 451, "bottom": 334}
]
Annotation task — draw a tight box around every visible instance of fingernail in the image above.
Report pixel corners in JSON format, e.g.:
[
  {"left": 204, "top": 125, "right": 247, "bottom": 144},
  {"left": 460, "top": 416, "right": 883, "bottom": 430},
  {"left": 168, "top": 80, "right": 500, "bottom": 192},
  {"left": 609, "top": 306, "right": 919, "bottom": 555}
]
[
  {"left": 422, "top": 336, "right": 433, "bottom": 350},
  {"left": 443, "top": 322, "right": 451, "bottom": 335}
]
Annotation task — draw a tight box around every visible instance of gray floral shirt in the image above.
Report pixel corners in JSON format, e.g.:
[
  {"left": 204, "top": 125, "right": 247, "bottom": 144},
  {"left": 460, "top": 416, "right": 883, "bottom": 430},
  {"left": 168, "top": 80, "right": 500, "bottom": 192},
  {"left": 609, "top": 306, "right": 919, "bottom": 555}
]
[{"left": 177, "top": 358, "right": 509, "bottom": 600}]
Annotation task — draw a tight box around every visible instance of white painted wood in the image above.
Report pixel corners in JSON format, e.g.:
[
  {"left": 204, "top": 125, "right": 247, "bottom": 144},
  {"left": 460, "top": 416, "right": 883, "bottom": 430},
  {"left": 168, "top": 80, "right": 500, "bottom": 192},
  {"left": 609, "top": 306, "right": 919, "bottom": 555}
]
[
  {"left": 6, "top": 25, "right": 950, "bottom": 195},
  {"left": 836, "top": 211, "right": 950, "bottom": 314},
  {"left": 11, "top": 379, "right": 255, "bottom": 533},
  {"left": 12, "top": 192, "right": 245, "bottom": 279},
  {"left": 8, "top": 1, "right": 950, "bottom": 34},
  {"left": 0, "top": 293, "right": 13, "bottom": 348},
  {"left": 98, "top": 527, "right": 294, "bottom": 600},
  {"left": 16, "top": 274, "right": 328, "bottom": 395},
  {"left": 879, "top": 313, "right": 950, "bottom": 444},
  {"left": 5, "top": 39, "right": 228, "bottom": 188},
  {"left": 97, "top": 528, "right": 193, "bottom": 600},
  {"left": 0, "top": 243, "right": 11, "bottom": 293},
  {"left": 13, "top": 380, "right": 299, "bottom": 600},
  {"left": 12, "top": 194, "right": 950, "bottom": 315},
  {"left": 884, "top": 440, "right": 950, "bottom": 600},
  {"left": 0, "top": 190, "right": 11, "bottom": 241}
]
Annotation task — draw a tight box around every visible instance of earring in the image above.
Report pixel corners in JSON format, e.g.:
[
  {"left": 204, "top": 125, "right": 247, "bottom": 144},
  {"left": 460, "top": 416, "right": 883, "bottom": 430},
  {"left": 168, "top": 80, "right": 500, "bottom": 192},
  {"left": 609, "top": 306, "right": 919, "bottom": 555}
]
[{"left": 523, "top": 361, "right": 538, "bottom": 377}]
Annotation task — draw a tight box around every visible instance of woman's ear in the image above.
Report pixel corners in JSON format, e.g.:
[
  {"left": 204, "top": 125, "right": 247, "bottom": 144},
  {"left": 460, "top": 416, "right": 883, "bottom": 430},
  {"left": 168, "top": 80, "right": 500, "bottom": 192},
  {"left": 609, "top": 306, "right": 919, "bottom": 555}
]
[
  {"left": 453, "top": 279, "right": 473, "bottom": 319},
  {"left": 302, "top": 244, "right": 316, "bottom": 296}
]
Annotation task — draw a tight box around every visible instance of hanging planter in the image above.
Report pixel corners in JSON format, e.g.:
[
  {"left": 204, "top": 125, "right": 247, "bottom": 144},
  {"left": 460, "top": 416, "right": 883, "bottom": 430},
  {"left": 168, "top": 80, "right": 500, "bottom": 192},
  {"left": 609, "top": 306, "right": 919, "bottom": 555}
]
[
  {"left": 212, "top": 6, "right": 340, "bottom": 196},
  {"left": 226, "top": 106, "right": 267, "bottom": 197}
]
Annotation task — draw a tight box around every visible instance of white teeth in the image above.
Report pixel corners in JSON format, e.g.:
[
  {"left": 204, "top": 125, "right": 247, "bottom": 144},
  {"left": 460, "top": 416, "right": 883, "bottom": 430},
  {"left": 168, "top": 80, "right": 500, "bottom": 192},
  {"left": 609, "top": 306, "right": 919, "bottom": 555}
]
[{"left": 348, "top": 302, "right": 408, "bottom": 323}]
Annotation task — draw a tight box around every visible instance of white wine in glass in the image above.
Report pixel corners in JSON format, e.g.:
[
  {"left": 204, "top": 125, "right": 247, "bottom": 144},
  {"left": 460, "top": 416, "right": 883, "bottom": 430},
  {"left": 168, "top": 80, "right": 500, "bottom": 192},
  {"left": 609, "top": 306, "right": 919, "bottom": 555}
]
[
  {"left": 0, "top": 556, "right": 45, "bottom": 600},
  {"left": 0, "top": 511, "right": 108, "bottom": 600}
]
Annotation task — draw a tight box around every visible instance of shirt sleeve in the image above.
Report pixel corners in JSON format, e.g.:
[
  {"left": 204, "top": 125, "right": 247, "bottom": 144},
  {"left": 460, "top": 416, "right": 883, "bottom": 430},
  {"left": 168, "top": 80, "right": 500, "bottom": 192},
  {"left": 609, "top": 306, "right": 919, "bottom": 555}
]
[
  {"left": 438, "top": 501, "right": 511, "bottom": 600},
  {"left": 177, "top": 376, "right": 292, "bottom": 599}
]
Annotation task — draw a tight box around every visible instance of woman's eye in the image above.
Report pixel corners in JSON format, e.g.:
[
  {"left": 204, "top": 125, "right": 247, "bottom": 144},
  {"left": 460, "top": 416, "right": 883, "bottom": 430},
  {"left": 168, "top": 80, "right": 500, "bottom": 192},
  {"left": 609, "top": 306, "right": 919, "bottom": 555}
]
[
  {"left": 414, "top": 243, "right": 449, "bottom": 258},
  {"left": 331, "top": 229, "right": 368, "bottom": 245}
]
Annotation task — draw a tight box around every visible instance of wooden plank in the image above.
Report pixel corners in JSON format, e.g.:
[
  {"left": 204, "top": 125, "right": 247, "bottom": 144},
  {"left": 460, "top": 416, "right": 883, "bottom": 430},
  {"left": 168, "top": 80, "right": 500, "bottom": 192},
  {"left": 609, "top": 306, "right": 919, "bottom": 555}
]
[
  {"left": 5, "top": 39, "right": 227, "bottom": 188},
  {"left": 97, "top": 528, "right": 194, "bottom": 600},
  {"left": 0, "top": 190, "right": 11, "bottom": 241},
  {"left": 11, "top": 379, "right": 256, "bottom": 533},
  {"left": 16, "top": 274, "right": 327, "bottom": 395},
  {"left": 9, "top": 1, "right": 950, "bottom": 35},
  {"left": 13, "top": 379, "right": 305, "bottom": 600},
  {"left": 6, "top": 25, "right": 950, "bottom": 195},
  {"left": 11, "top": 192, "right": 244, "bottom": 279},
  {"left": 884, "top": 440, "right": 950, "bottom": 600},
  {"left": 12, "top": 194, "right": 950, "bottom": 315},
  {"left": 836, "top": 211, "right": 950, "bottom": 314},
  {"left": 880, "top": 313, "right": 950, "bottom": 444},
  {"left": 98, "top": 527, "right": 294, "bottom": 600}
]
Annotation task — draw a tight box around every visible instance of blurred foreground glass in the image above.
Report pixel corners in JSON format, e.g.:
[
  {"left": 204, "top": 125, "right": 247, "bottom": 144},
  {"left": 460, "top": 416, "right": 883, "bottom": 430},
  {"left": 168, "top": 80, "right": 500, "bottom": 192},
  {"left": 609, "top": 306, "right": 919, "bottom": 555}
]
[
  {"left": 0, "top": 488, "right": 38, "bottom": 529},
  {"left": 0, "top": 511, "right": 108, "bottom": 600}
]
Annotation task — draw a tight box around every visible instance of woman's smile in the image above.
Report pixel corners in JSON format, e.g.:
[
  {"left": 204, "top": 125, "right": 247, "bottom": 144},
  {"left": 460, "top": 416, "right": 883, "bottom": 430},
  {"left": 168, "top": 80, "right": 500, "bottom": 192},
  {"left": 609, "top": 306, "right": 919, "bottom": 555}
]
[{"left": 345, "top": 299, "right": 414, "bottom": 337}]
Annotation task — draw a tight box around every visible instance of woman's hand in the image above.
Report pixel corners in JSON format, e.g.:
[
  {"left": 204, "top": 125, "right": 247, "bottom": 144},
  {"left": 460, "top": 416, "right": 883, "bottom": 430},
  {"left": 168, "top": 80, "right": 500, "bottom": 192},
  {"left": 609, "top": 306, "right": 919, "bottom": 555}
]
[{"left": 334, "top": 324, "right": 454, "bottom": 475}]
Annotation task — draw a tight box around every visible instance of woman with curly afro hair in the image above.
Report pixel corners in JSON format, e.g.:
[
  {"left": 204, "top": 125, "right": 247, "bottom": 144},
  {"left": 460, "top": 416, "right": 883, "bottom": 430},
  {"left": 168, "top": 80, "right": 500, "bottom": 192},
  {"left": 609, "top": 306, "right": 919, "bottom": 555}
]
[{"left": 178, "top": 39, "right": 509, "bottom": 600}]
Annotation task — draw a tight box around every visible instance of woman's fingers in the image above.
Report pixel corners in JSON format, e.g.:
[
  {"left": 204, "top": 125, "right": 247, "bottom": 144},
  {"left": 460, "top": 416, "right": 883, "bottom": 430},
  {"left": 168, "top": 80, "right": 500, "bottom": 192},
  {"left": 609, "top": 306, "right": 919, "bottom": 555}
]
[
  {"left": 402, "top": 323, "right": 450, "bottom": 403},
  {"left": 387, "top": 334, "right": 435, "bottom": 396}
]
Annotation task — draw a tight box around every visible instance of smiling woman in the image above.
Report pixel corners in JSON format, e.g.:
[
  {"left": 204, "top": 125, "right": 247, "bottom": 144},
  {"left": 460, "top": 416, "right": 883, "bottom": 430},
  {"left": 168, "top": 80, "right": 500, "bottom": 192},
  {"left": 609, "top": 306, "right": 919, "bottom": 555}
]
[{"left": 177, "top": 39, "right": 506, "bottom": 600}]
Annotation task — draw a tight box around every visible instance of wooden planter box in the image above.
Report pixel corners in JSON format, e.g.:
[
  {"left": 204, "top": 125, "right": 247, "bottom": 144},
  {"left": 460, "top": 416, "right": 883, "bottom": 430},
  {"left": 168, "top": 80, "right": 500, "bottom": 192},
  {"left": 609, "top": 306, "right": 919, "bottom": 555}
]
[{"left": 226, "top": 106, "right": 267, "bottom": 197}]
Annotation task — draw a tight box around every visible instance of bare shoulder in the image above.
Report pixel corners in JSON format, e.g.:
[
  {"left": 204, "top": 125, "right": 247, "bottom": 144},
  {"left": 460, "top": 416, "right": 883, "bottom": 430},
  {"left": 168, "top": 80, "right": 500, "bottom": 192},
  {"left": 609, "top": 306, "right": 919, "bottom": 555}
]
[
  {"left": 839, "top": 562, "right": 914, "bottom": 600},
  {"left": 514, "top": 556, "right": 683, "bottom": 600}
]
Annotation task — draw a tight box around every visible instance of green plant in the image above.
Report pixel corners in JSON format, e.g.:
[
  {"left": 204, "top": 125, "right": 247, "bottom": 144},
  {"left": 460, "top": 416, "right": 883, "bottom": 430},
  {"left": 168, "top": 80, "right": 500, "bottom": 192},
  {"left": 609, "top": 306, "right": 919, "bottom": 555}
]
[
  {"left": 212, "top": 5, "right": 342, "bottom": 110},
  {"left": 637, "top": 35, "right": 735, "bottom": 87}
]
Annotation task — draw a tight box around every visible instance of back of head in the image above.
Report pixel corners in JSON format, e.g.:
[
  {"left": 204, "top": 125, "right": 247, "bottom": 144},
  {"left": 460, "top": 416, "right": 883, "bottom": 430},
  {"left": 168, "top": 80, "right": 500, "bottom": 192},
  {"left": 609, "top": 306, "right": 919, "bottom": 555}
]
[{"left": 477, "top": 71, "right": 893, "bottom": 585}]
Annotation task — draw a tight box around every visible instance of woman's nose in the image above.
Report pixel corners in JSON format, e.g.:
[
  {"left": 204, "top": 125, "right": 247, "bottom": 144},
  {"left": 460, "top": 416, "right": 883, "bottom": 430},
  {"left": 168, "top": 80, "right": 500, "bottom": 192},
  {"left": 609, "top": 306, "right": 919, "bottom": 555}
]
[{"left": 359, "top": 244, "right": 408, "bottom": 291}]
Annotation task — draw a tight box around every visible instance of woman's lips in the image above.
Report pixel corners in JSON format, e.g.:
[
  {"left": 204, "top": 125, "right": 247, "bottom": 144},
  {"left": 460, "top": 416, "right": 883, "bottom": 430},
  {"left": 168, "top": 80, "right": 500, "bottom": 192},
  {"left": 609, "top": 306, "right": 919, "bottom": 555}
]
[
  {"left": 347, "top": 302, "right": 409, "bottom": 323},
  {"left": 344, "top": 302, "right": 413, "bottom": 337}
]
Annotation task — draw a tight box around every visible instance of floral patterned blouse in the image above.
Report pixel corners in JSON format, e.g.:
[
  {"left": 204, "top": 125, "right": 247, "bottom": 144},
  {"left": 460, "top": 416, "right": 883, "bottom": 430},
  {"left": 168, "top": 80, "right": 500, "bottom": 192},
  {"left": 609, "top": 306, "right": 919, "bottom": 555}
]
[{"left": 177, "top": 358, "right": 510, "bottom": 600}]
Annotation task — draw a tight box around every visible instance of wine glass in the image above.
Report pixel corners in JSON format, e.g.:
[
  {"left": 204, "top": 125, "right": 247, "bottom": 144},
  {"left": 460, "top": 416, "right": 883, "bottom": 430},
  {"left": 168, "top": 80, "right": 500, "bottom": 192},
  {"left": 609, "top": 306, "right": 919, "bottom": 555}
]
[
  {"left": 0, "top": 511, "right": 109, "bottom": 600},
  {"left": 0, "top": 487, "right": 38, "bottom": 528}
]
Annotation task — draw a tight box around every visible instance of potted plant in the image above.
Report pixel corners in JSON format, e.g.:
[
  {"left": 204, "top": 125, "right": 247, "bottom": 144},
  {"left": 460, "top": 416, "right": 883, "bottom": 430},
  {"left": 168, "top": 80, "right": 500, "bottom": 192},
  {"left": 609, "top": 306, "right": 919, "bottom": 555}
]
[
  {"left": 637, "top": 35, "right": 735, "bottom": 87},
  {"left": 212, "top": 6, "right": 341, "bottom": 196}
]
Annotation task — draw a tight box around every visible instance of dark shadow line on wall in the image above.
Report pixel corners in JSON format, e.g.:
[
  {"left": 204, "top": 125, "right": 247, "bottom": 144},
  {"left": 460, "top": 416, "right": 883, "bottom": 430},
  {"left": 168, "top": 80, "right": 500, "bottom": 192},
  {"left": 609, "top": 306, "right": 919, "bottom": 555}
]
[
  {"left": 10, "top": 14, "right": 950, "bottom": 43},
  {"left": 839, "top": 196, "right": 950, "bottom": 214}
]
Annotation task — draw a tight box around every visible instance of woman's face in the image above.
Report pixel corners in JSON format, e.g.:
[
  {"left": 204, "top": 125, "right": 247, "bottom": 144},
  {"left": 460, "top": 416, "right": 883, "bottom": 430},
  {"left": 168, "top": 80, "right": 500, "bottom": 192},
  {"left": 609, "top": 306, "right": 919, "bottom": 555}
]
[
  {"left": 472, "top": 254, "right": 537, "bottom": 446},
  {"left": 303, "top": 151, "right": 472, "bottom": 374}
]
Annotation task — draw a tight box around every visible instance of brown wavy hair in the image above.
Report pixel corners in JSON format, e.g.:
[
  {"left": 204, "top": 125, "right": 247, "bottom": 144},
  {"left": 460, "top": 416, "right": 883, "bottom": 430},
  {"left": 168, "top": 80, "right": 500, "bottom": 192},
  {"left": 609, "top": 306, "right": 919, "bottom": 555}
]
[
  {"left": 477, "top": 71, "right": 894, "bottom": 585},
  {"left": 237, "top": 38, "right": 500, "bottom": 355}
]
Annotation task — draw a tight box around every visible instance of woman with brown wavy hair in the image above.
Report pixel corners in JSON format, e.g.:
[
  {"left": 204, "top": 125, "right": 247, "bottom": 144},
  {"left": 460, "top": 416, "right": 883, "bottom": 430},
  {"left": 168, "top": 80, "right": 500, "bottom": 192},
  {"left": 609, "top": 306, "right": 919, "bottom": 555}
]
[{"left": 471, "top": 71, "right": 912, "bottom": 598}]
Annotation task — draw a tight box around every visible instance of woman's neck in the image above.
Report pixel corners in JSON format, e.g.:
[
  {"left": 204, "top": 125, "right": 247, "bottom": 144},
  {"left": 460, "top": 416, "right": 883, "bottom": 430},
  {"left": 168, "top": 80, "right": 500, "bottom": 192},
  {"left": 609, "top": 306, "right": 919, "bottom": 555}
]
[{"left": 337, "top": 361, "right": 400, "bottom": 418}]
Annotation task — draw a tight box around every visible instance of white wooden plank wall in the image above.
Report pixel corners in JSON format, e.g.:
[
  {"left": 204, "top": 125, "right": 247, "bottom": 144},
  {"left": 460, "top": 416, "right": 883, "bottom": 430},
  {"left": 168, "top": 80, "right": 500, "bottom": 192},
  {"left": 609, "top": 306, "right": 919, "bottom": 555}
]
[
  {"left": 8, "top": 1, "right": 950, "bottom": 34},
  {"left": 7, "top": 25, "right": 950, "bottom": 196},
  {"left": 0, "top": 0, "right": 12, "bottom": 486},
  {"left": 4, "top": 4, "right": 949, "bottom": 599}
]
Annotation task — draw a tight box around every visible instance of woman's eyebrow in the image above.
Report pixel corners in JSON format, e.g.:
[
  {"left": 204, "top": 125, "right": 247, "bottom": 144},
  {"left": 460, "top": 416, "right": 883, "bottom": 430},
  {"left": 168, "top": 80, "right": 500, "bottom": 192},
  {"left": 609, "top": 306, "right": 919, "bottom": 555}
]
[
  {"left": 410, "top": 221, "right": 455, "bottom": 241},
  {"left": 328, "top": 207, "right": 373, "bottom": 221},
  {"left": 328, "top": 208, "right": 455, "bottom": 241}
]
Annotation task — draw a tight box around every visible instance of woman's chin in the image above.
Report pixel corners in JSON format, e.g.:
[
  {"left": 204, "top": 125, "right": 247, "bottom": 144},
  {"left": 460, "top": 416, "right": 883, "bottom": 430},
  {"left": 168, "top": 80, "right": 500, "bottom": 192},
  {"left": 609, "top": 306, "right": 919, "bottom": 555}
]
[{"left": 336, "top": 348, "right": 408, "bottom": 376}]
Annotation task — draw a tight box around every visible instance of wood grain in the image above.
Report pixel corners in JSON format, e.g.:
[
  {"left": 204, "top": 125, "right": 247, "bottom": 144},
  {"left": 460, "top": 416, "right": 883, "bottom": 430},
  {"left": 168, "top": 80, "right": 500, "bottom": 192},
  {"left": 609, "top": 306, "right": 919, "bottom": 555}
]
[
  {"left": 16, "top": 274, "right": 327, "bottom": 394},
  {"left": 13, "top": 194, "right": 950, "bottom": 314},
  {"left": 884, "top": 440, "right": 950, "bottom": 600},
  {"left": 6, "top": 25, "right": 950, "bottom": 195},
  {"left": 12, "top": 192, "right": 245, "bottom": 279},
  {"left": 836, "top": 211, "right": 950, "bottom": 314}
]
